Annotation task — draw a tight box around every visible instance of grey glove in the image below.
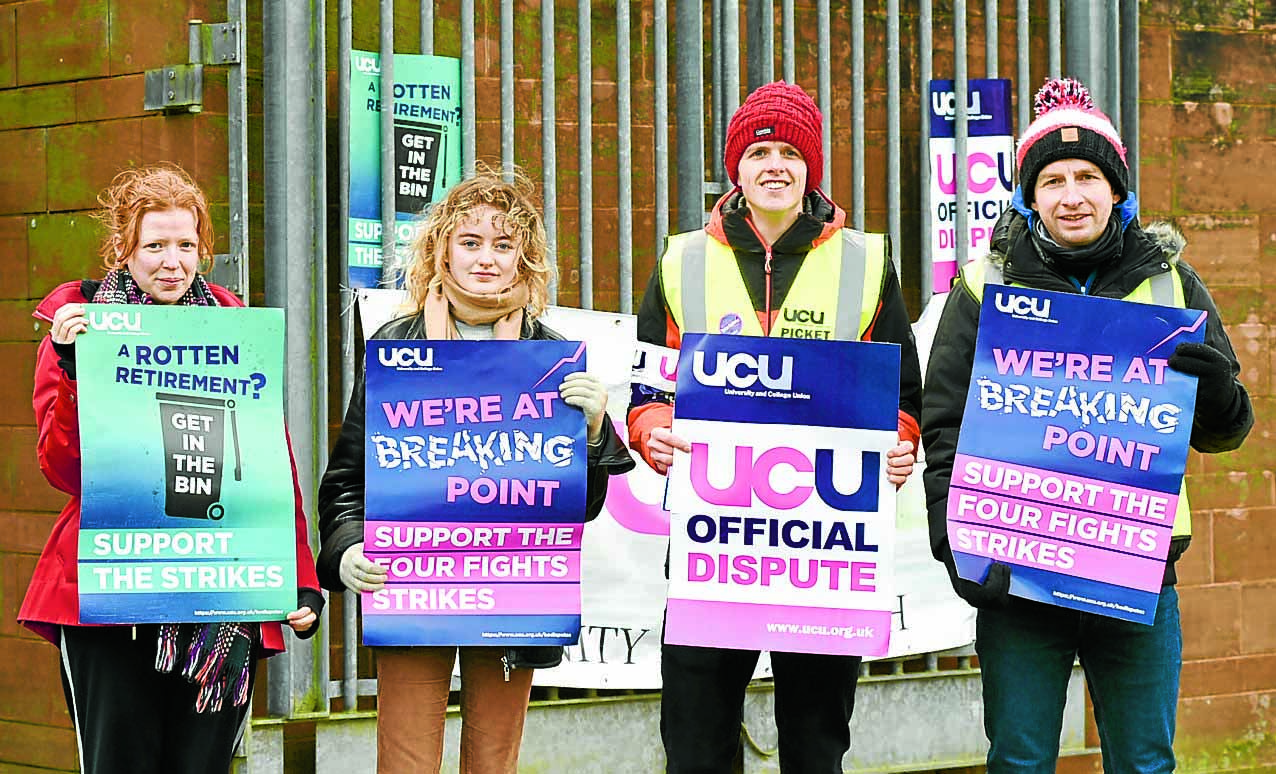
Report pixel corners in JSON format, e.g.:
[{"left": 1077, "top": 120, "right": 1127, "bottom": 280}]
[
  {"left": 559, "top": 371, "right": 608, "bottom": 443},
  {"left": 338, "top": 542, "right": 387, "bottom": 592}
]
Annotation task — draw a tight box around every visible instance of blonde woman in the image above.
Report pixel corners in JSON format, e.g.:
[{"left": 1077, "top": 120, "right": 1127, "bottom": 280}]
[{"left": 317, "top": 166, "right": 634, "bottom": 773}]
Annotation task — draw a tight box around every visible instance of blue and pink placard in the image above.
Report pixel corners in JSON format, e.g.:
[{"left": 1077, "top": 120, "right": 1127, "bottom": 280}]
[
  {"left": 947, "top": 286, "right": 1205, "bottom": 623},
  {"left": 928, "top": 79, "right": 1015, "bottom": 291},
  {"left": 664, "top": 333, "right": 901, "bottom": 657},
  {"left": 363, "top": 340, "right": 588, "bottom": 646}
]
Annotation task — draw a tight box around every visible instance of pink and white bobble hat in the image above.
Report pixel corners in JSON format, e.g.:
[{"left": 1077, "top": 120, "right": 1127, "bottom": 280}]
[{"left": 1016, "top": 77, "right": 1129, "bottom": 204}]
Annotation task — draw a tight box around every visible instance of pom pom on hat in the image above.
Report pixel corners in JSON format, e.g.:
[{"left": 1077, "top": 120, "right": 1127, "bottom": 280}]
[
  {"left": 724, "top": 82, "right": 824, "bottom": 194},
  {"left": 1017, "top": 77, "right": 1129, "bottom": 204}
]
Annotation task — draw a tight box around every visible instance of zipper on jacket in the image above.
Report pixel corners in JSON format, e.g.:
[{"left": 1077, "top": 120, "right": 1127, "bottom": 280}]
[
  {"left": 745, "top": 217, "right": 775, "bottom": 335},
  {"left": 502, "top": 654, "right": 511, "bottom": 681},
  {"left": 761, "top": 247, "right": 775, "bottom": 334}
]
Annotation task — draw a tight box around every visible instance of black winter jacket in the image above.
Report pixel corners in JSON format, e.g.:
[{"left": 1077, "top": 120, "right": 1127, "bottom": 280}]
[
  {"left": 317, "top": 312, "right": 636, "bottom": 670},
  {"left": 922, "top": 209, "right": 1253, "bottom": 587}
]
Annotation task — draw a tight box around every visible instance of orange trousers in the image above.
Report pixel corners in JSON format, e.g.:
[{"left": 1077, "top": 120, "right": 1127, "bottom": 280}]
[{"left": 375, "top": 646, "right": 534, "bottom": 774}]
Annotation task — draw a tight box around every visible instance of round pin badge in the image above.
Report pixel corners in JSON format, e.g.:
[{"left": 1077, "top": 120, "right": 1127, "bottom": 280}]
[{"left": 718, "top": 313, "right": 744, "bottom": 334}]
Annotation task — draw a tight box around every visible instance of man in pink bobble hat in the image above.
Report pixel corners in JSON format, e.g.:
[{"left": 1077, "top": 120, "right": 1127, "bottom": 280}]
[
  {"left": 629, "top": 80, "right": 924, "bottom": 772},
  {"left": 922, "top": 77, "right": 1253, "bottom": 772}
]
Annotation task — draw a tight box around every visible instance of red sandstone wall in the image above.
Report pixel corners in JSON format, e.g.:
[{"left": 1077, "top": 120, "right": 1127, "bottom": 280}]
[{"left": 1, "top": 2, "right": 1271, "bottom": 771}]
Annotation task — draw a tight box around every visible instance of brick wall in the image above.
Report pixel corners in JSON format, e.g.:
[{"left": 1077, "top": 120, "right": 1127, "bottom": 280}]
[
  {"left": 1, "top": 1, "right": 1272, "bottom": 772},
  {"left": 1139, "top": 2, "right": 1276, "bottom": 771},
  {"left": 0, "top": 1, "right": 230, "bottom": 771}
]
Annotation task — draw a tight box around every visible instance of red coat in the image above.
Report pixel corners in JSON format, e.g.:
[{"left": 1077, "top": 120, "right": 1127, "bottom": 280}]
[{"left": 19, "top": 280, "right": 322, "bottom": 655}]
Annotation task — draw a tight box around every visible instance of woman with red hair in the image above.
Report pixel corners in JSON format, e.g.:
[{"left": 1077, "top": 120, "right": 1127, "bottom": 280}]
[{"left": 21, "top": 164, "right": 324, "bottom": 774}]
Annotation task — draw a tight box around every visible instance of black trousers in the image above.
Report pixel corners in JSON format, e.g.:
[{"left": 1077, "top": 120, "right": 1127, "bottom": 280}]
[
  {"left": 660, "top": 640, "right": 861, "bottom": 774},
  {"left": 59, "top": 625, "right": 255, "bottom": 774}
]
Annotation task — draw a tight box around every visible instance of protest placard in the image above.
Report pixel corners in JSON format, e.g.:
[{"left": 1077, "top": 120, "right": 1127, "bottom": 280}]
[
  {"left": 356, "top": 291, "right": 976, "bottom": 685},
  {"left": 363, "top": 340, "right": 589, "bottom": 646},
  {"left": 948, "top": 286, "right": 1205, "bottom": 623},
  {"left": 76, "top": 305, "right": 295, "bottom": 623},
  {"left": 348, "top": 51, "right": 463, "bottom": 288},
  {"left": 664, "top": 333, "right": 901, "bottom": 657},
  {"left": 928, "top": 79, "right": 1014, "bottom": 291}
]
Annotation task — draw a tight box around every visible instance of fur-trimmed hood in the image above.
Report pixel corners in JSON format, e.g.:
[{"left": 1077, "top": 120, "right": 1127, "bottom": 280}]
[{"left": 1141, "top": 220, "right": 1187, "bottom": 265}]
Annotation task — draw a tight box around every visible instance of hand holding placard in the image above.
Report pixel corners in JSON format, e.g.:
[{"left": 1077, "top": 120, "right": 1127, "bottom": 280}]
[{"left": 340, "top": 542, "right": 387, "bottom": 592}]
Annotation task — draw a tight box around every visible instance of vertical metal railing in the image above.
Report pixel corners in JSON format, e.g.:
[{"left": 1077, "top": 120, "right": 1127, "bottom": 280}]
[
  {"left": 617, "top": 0, "right": 633, "bottom": 314},
  {"left": 261, "top": 0, "right": 326, "bottom": 717},
  {"left": 1119, "top": 0, "right": 1140, "bottom": 191},
  {"left": 542, "top": 0, "right": 558, "bottom": 303},
  {"left": 461, "top": 0, "right": 476, "bottom": 173},
  {"left": 850, "top": 0, "right": 865, "bottom": 228},
  {"left": 887, "top": 0, "right": 901, "bottom": 275},
  {"left": 954, "top": 0, "right": 970, "bottom": 270},
  {"left": 781, "top": 0, "right": 795, "bottom": 83},
  {"left": 379, "top": 0, "right": 395, "bottom": 271},
  {"left": 1048, "top": 0, "right": 1062, "bottom": 77},
  {"left": 986, "top": 0, "right": 998, "bottom": 77},
  {"left": 297, "top": 0, "right": 1146, "bottom": 721},
  {"left": 420, "top": 0, "right": 433, "bottom": 54},
  {"left": 674, "top": 0, "right": 703, "bottom": 231},
  {"left": 336, "top": 0, "right": 357, "bottom": 715},
  {"left": 817, "top": 0, "right": 831, "bottom": 196},
  {"left": 227, "top": 0, "right": 248, "bottom": 291},
  {"left": 747, "top": 0, "right": 774, "bottom": 91},
  {"left": 711, "top": 0, "right": 725, "bottom": 189},
  {"left": 1016, "top": 0, "right": 1029, "bottom": 133},
  {"left": 578, "top": 1, "right": 593, "bottom": 309},
  {"left": 919, "top": 0, "right": 934, "bottom": 297},
  {"left": 500, "top": 0, "right": 514, "bottom": 177},
  {"left": 722, "top": 1, "right": 741, "bottom": 145},
  {"left": 654, "top": 0, "right": 669, "bottom": 251}
]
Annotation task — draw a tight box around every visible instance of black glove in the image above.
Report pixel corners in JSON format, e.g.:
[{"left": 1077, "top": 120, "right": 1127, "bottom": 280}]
[
  {"left": 51, "top": 339, "right": 76, "bottom": 380},
  {"left": 1168, "top": 342, "right": 1239, "bottom": 418},
  {"left": 944, "top": 553, "right": 1012, "bottom": 610},
  {"left": 294, "top": 589, "right": 326, "bottom": 640}
]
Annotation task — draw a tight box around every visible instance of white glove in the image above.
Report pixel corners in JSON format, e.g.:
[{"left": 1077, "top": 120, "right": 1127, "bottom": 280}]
[
  {"left": 559, "top": 371, "right": 608, "bottom": 444},
  {"left": 339, "top": 542, "right": 387, "bottom": 592}
]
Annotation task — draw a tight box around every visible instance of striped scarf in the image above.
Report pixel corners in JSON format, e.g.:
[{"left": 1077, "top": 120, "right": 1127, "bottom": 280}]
[{"left": 93, "top": 268, "right": 257, "bottom": 713}]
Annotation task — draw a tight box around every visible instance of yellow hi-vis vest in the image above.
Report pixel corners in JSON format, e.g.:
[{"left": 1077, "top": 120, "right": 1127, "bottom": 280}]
[
  {"left": 961, "top": 258, "right": 1193, "bottom": 538},
  {"left": 659, "top": 229, "right": 887, "bottom": 342}
]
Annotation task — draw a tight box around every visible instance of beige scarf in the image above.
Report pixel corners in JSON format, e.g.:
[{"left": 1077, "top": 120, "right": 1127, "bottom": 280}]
[{"left": 422, "top": 273, "right": 529, "bottom": 340}]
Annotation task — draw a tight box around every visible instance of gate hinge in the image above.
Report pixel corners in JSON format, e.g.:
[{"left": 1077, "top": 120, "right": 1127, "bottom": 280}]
[
  {"left": 208, "top": 253, "right": 248, "bottom": 300},
  {"left": 144, "top": 20, "right": 241, "bottom": 113}
]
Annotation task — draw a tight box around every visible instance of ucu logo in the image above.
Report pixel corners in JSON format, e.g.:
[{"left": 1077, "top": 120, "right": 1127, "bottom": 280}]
[
  {"left": 689, "top": 444, "right": 880, "bottom": 512},
  {"left": 632, "top": 350, "right": 678, "bottom": 380},
  {"left": 932, "top": 90, "right": 987, "bottom": 119},
  {"left": 782, "top": 308, "right": 825, "bottom": 325},
  {"left": 378, "top": 346, "right": 434, "bottom": 368},
  {"left": 88, "top": 310, "right": 141, "bottom": 332},
  {"left": 934, "top": 150, "right": 1014, "bottom": 194},
  {"left": 355, "top": 55, "right": 379, "bottom": 74},
  {"left": 692, "top": 351, "right": 793, "bottom": 390},
  {"left": 994, "top": 292, "right": 1051, "bottom": 319}
]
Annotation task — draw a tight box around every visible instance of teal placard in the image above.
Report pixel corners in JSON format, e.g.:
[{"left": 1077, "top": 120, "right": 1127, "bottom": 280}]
[
  {"left": 76, "top": 305, "right": 296, "bottom": 623},
  {"left": 348, "top": 50, "right": 464, "bottom": 288}
]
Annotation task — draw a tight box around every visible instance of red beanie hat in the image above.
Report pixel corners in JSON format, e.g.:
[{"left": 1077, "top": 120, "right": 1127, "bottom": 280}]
[{"left": 724, "top": 81, "right": 824, "bottom": 194}]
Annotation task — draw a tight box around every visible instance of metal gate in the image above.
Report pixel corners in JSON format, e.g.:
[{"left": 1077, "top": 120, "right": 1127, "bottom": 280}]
[{"left": 192, "top": 1, "right": 1144, "bottom": 770}]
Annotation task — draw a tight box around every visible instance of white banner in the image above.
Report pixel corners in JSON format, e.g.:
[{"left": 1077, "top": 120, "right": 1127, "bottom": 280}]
[{"left": 355, "top": 290, "right": 974, "bottom": 687}]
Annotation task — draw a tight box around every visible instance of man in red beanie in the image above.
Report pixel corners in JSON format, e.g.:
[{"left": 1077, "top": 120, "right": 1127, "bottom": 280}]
[
  {"left": 628, "top": 80, "right": 923, "bottom": 773},
  {"left": 922, "top": 77, "right": 1252, "bottom": 772}
]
